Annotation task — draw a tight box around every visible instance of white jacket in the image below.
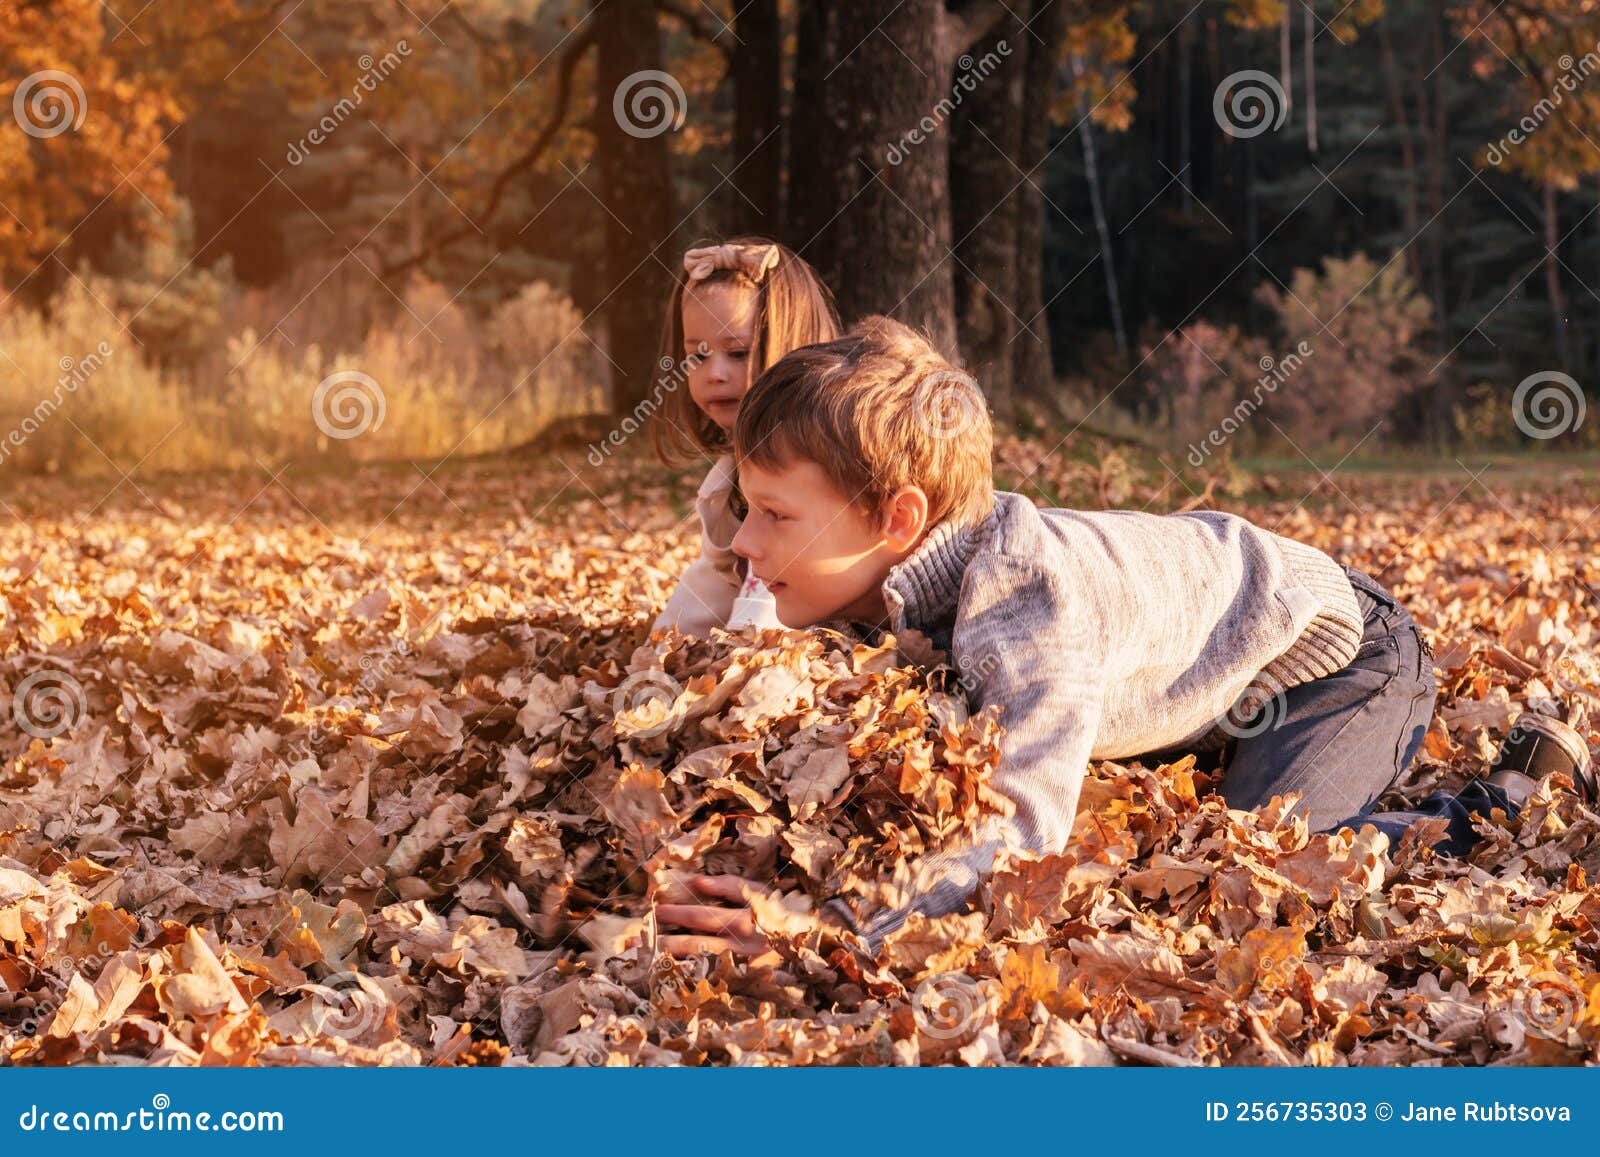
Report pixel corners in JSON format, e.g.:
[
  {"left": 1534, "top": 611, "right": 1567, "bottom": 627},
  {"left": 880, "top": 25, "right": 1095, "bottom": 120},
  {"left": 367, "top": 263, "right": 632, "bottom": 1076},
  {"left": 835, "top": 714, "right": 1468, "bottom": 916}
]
[{"left": 655, "top": 456, "right": 783, "bottom": 634}]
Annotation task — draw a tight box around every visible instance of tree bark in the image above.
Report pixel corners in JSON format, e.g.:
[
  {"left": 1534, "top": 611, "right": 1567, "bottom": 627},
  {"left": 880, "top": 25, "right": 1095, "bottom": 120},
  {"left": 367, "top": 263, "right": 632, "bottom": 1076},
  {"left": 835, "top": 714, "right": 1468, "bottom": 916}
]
[
  {"left": 1279, "top": 3, "right": 1293, "bottom": 122},
  {"left": 1073, "top": 53, "right": 1126, "bottom": 363},
  {"left": 1013, "top": 0, "right": 1069, "bottom": 402},
  {"left": 1543, "top": 179, "right": 1571, "bottom": 369},
  {"left": 799, "top": 0, "right": 1004, "bottom": 354},
  {"left": 731, "top": 0, "right": 782, "bottom": 232},
  {"left": 1304, "top": 4, "right": 1317, "bottom": 152},
  {"left": 1377, "top": 8, "right": 1422, "bottom": 284},
  {"left": 1177, "top": 6, "right": 1194, "bottom": 212},
  {"left": 592, "top": 0, "right": 677, "bottom": 418},
  {"left": 1419, "top": 2, "right": 1453, "bottom": 441},
  {"left": 952, "top": 5, "right": 1027, "bottom": 412},
  {"left": 785, "top": 0, "right": 833, "bottom": 245}
]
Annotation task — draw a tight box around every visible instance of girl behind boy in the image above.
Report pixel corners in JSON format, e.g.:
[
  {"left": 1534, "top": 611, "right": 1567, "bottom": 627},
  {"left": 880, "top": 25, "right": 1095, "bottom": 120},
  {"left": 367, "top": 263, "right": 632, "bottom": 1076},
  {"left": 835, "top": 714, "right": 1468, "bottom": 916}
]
[{"left": 650, "top": 238, "right": 840, "bottom": 635}]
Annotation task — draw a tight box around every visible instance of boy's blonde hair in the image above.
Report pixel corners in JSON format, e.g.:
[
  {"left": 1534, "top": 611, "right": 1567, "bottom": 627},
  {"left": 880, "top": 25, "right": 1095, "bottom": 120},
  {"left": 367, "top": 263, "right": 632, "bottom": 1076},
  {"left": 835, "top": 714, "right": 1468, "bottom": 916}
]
[
  {"left": 650, "top": 236, "right": 841, "bottom": 465},
  {"left": 733, "top": 316, "right": 996, "bottom": 531}
]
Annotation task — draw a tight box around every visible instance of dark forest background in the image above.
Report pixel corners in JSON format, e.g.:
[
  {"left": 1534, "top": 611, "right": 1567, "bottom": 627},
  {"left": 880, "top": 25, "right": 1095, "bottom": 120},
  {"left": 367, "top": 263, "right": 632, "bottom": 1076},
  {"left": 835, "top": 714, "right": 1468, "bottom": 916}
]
[{"left": 3, "top": 0, "right": 1598, "bottom": 476}]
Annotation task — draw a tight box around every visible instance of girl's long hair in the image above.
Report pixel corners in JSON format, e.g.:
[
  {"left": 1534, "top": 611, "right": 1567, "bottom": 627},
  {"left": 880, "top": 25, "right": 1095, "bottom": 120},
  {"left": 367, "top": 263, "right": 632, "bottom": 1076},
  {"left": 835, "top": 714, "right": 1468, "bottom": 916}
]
[{"left": 649, "top": 236, "right": 842, "bottom": 466}]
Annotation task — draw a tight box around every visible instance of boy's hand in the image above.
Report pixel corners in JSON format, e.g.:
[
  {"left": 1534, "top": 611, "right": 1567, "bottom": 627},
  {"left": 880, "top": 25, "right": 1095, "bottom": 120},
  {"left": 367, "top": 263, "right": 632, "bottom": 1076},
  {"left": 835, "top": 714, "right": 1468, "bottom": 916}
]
[{"left": 653, "top": 873, "right": 784, "bottom": 967}]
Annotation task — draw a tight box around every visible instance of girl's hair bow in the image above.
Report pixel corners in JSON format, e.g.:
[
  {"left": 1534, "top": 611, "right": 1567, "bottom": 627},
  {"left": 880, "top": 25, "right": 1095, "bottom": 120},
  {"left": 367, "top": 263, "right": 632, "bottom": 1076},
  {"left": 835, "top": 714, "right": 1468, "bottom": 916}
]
[{"left": 682, "top": 243, "right": 782, "bottom": 285}]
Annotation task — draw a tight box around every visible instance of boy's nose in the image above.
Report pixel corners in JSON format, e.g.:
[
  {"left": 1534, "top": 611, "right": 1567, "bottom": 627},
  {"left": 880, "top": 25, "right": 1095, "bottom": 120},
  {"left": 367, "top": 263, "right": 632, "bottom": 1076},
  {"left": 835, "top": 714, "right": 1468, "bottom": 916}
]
[{"left": 730, "top": 520, "right": 757, "bottom": 561}]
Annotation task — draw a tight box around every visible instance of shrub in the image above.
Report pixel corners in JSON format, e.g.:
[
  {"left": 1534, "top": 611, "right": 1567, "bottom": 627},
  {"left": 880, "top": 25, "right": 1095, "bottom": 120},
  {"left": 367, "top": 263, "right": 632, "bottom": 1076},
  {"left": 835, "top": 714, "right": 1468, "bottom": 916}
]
[
  {"left": 0, "top": 279, "right": 232, "bottom": 476},
  {"left": 220, "top": 274, "right": 606, "bottom": 464},
  {"left": 486, "top": 280, "right": 599, "bottom": 417},
  {"left": 1135, "top": 319, "right": 1264, "bottom": 447},
  {"left": 80, "top": 200, "right": 235, "bottom": 376},
  {"left": 0, "top": 272, "right": 604, "bottom": 477},
  {"left": 1251, "top": 251, "right": 1433, "bottom": 447}
]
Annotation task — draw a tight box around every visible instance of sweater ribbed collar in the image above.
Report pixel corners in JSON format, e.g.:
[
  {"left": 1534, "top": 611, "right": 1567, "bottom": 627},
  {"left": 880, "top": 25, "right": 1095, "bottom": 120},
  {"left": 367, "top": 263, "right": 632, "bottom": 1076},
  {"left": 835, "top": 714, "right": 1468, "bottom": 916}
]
[{"left": 881, "top": 495, "right": 1004, "bottom": 633}]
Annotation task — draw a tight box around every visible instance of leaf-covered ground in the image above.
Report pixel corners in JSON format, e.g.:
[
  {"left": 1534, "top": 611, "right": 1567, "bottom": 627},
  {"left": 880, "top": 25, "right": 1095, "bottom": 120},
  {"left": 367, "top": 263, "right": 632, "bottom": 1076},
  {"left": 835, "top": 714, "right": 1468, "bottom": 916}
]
[{"left": 1, "top": 440, "right": 1598, "bottom": 1066}]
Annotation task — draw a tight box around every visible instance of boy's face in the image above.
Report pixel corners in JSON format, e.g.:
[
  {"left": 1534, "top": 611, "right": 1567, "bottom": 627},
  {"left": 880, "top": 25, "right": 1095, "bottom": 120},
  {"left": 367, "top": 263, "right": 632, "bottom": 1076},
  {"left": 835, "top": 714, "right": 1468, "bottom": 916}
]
[{"left": 730, "top": 455, "right": 925, "bottom": 628}]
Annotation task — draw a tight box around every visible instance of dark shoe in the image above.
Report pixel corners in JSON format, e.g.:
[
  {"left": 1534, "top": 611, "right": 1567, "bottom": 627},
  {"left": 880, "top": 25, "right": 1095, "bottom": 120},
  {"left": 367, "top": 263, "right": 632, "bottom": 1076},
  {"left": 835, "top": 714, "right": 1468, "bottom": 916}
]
[{"left": 1486, "top": 713, "right": 1595, "bottom": 807}]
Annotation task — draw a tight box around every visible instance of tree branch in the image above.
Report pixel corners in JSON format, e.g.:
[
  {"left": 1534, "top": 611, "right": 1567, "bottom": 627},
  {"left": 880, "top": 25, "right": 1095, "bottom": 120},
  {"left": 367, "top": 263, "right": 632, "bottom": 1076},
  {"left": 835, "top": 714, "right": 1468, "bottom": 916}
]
[
  {"left": 440, "top": 3, "right": 499, "bottom": 52},
  {"left": 943, "top": 0, "right": 1011, "bottom": 58},
  {"left": 377, "top": 23, "right": 599, "bottom": 280},
  {"left": 127, "top": 0, "right": 305, "bottom": 65},
  {"left": 656, "top": 0, "right": 735, "bottom": 60}
]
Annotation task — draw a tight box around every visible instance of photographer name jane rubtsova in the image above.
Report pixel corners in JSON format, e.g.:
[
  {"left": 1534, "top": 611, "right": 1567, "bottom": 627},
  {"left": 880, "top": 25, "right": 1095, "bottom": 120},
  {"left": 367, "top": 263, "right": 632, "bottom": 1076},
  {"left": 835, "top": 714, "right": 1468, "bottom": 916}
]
[{"left": 1207, "top": 1101, "right": 1575, "bottom": 1124}]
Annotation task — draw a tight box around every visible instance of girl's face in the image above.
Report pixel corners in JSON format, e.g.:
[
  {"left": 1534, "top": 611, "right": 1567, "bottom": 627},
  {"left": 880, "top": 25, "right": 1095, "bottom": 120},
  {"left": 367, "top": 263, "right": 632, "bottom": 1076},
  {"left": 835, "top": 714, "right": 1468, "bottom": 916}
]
[{"left": 681, "top": 282, "right": 759, "bottom": 430}]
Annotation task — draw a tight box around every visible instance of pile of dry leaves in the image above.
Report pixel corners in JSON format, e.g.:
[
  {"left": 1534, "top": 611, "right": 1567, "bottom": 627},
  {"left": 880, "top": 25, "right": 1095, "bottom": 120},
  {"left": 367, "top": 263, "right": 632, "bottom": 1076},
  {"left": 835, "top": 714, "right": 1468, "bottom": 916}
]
[{"left": 0, "top": 446, "right": 1597, "bottom": 1065}]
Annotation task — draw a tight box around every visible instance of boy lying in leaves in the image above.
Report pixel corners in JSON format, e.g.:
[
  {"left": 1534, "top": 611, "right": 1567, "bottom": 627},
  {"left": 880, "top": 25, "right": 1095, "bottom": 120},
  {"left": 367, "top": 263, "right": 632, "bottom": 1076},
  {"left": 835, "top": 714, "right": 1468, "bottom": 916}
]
[{"left": 654, "top": 316, "right": 1594, "bottom": 961}]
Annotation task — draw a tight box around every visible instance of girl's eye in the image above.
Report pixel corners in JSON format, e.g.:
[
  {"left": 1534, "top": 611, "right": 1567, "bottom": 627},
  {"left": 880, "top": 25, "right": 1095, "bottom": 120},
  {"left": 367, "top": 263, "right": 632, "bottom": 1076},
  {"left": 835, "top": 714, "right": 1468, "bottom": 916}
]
[{"left": 729, "top": 349, "right": 748, "bottom": 360}]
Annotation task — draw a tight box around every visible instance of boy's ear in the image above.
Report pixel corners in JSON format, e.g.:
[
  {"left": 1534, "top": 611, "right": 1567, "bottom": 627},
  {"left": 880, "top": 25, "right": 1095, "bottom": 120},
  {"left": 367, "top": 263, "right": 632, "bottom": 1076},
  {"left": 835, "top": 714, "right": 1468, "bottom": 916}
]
[{"left": 881, "top": 486, "right": 929, "bottom": 551}]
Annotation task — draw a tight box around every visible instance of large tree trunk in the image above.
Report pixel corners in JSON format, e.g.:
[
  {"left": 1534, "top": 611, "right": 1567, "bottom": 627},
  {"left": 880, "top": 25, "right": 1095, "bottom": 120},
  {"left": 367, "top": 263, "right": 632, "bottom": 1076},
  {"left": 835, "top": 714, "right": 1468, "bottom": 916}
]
[
  {"left": 785, "top": 0, "right": 833, "bottom": 246},
  {"left": 1377, "top": 7, "right": 1422, "bottom": 284},
  {"left": 1013, "top": 0, "right": 1069, "bottom": 402},
  {"left": 1073, "top": 54, "right": 1126, "bottom": 363},
  {"left": 731, "top": 0, "right": 782, "bottom": 232},
  {"left": 799, "top": 0, "right": 1005, "bottom": 354},
  {"left": 592, "top": 0, "right": 677, "bottom": 418},
  {"left": 1418, "top": 2, "right": 1454, "bottom": 442},
  {"left": 1304, "top": 4, "right": 1318, "bottom": 152},
  {"left": 952, "top": 6, "right": 1027, "bottom": 413},
  {"left": 1544, "top": 179, "right": 1571, "bottom": 369},
  {"left": 1177, "top": 5, "right": 1194, "bottom": 212}
]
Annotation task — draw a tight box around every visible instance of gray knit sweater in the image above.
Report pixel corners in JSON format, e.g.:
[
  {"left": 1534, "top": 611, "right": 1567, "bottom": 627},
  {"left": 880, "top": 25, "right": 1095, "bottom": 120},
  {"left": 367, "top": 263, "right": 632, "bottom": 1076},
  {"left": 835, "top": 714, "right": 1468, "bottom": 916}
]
[{"left": 821, "top": 490, "right": 1363, "bottom": 954}]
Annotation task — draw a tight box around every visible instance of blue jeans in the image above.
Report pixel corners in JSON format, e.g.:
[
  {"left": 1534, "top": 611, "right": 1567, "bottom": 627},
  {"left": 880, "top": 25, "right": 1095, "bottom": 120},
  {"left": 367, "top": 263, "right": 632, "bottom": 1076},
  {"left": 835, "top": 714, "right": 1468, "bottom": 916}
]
[{"left": 1217, "top": 565, "right": 1515, "bottom": 855}]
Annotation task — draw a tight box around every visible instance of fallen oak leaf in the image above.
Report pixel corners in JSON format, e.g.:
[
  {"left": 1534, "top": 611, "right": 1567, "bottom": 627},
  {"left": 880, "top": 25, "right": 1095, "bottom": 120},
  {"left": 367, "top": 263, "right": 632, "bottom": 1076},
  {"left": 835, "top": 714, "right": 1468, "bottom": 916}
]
[
  {"left": 778, "top": 744, "right": 853, "bottom": 821},
  {"left": 156, "top": 927, "right": 250, "bottom": 1021},
  {"left": 271, "top": 889, "right": 367, "bottom": 971}
]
